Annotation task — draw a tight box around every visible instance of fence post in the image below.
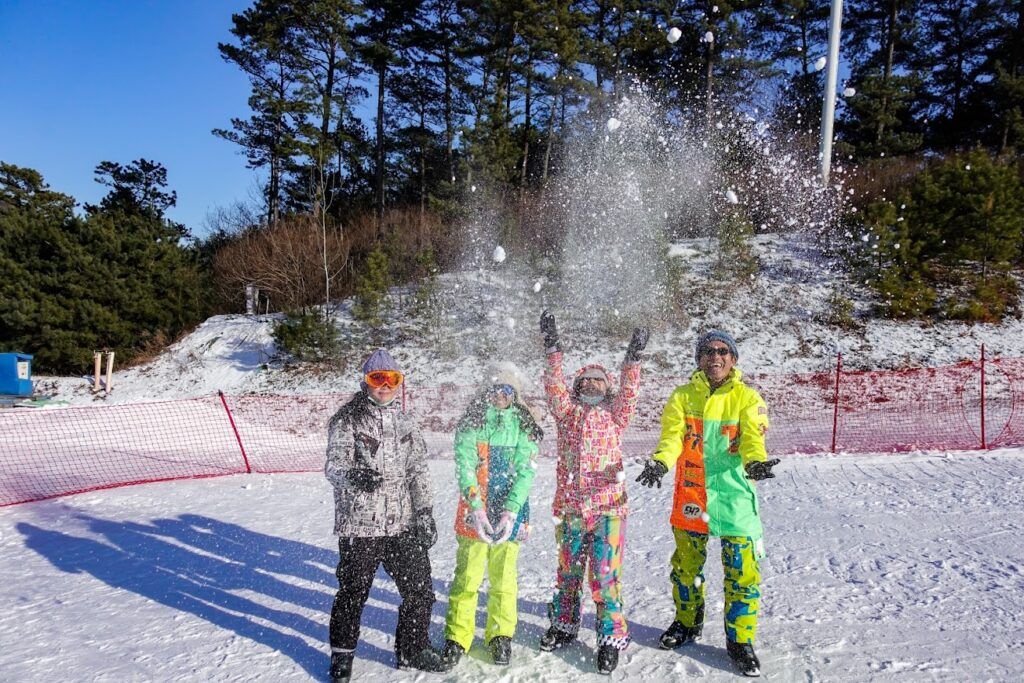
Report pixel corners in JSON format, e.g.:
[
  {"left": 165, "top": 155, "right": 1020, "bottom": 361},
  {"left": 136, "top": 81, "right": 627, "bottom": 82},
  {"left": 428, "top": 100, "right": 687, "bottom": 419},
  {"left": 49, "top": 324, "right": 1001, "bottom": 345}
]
[
  {"left": 831, "top": 353, "right": 842, "bottom": 453},
  {"left": 218, "top": 391, "right": 252, "bottom": 474},
  {"left": 980, "top": 344, "right": 987, "bottom": 450}
]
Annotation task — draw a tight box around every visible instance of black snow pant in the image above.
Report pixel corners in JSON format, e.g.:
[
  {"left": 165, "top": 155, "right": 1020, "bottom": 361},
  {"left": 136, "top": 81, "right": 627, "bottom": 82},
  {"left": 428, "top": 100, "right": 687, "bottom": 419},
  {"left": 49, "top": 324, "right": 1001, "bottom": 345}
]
[{"left": 329, "top": 534, "right": 435, "bottom": 657}]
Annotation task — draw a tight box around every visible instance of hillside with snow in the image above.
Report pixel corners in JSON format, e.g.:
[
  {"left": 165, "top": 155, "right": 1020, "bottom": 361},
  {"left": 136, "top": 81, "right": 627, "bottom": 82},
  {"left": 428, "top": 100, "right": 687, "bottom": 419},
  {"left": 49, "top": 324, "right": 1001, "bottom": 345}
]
[{"left": 33, "top": 233, "right": 1024, "bottom": 406}]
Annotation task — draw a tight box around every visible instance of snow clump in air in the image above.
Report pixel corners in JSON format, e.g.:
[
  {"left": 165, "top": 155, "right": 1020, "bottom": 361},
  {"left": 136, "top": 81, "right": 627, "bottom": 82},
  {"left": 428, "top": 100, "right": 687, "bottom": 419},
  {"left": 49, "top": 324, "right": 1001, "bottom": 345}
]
[
  {"left": 607, "top": 117, "right": 622, "bottom": 132},
  {"left": 667, "top": 27, "right": 682, "bottom": 43},
  {"left": 492, "top": 245, "right": 506, "bottom": 263},
  {"left": 814, "top": 56, "right": 827, "bottom": 71}
]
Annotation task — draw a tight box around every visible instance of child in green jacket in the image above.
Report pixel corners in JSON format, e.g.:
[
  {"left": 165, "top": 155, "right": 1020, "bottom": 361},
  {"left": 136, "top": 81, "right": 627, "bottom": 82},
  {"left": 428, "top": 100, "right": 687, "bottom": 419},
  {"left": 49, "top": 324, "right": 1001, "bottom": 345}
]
[{"left": 439, "top": 363, "right": 543, "bottom": 670}]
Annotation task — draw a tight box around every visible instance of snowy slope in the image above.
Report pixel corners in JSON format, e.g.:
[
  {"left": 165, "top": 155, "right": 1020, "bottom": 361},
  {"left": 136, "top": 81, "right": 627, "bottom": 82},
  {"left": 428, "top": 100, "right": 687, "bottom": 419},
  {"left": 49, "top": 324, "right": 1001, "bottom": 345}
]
[
  {"left": 31, "top": 233, "right": 1024, "bottom": 407},
  {"left": 1, "top": 451, "right": 1022, "bottom": 681}
]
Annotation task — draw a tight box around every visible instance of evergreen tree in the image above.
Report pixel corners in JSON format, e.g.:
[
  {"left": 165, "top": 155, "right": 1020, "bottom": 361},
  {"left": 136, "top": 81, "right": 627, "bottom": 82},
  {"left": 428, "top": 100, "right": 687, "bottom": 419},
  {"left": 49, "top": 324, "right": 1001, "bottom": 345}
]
[{"left": 839, "top": 0, "right": 926, "bottom": 158}]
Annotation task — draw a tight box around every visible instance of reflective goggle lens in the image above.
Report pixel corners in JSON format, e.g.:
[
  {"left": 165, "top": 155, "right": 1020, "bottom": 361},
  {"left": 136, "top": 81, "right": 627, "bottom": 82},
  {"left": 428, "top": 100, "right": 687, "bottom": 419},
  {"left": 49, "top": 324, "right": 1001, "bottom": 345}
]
[{"left": 365, "top": 370, "right": 404, "bottom": 388}]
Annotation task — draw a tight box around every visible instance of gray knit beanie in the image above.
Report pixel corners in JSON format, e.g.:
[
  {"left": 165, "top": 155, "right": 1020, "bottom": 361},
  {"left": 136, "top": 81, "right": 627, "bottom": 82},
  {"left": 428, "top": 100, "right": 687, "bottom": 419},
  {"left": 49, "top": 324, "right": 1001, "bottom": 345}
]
[
  {"left": 361, "top": 348, "right": 401, "bottom": 375},
  {"left": 695, "top": 330, "right": 738, "bottom": 364}
]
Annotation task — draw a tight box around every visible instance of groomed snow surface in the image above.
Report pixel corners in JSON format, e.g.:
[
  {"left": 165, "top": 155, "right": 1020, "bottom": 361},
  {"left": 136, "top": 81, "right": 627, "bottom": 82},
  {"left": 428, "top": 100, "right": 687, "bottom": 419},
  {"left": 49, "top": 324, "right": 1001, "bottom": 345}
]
[{"left": 2, "top": 451, "right": 1022, "bottom": 681}]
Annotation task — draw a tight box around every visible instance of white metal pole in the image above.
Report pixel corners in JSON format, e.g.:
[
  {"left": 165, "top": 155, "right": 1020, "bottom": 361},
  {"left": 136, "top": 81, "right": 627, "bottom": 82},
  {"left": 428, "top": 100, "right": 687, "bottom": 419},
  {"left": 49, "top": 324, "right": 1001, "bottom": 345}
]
[{"left": 819, "top": 0, "right": 844, "bottom": 183}]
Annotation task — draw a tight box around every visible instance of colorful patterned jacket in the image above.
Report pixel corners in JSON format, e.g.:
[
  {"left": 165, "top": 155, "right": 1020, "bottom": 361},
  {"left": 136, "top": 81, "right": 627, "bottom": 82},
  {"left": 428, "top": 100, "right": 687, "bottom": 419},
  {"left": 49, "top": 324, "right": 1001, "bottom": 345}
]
[
  {"left": 453, "top": 400, "right": 541, "bottom": 541},
  {"left": 544, "top": 351, "right": 642, "bottom": 519},
  {"left": 651, "top": 368, "right": 769, "bottom": 539},
  {"left": 325, "top": 392, "right": 433, "bottom": 537}
]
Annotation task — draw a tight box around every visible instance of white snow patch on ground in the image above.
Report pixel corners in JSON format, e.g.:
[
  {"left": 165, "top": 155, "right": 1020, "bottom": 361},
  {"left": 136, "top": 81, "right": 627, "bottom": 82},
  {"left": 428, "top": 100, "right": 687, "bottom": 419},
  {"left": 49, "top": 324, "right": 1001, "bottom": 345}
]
[{"left": 1, "top": 450, "right": 1022, "bottom": 680}]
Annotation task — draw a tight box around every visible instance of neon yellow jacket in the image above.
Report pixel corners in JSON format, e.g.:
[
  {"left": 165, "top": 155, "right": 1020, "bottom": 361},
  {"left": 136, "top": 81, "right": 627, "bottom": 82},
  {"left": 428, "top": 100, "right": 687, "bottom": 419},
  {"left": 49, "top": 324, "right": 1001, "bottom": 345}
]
[{"left": 652, "top": 368, "right": 769, "bottom": 539}]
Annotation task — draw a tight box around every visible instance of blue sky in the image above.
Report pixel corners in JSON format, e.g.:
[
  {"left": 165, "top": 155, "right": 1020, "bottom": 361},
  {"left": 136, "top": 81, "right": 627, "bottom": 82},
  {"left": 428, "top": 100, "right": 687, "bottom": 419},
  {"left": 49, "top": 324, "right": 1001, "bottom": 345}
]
[{"left": 0, "top": 0, "right": 261, "bottom": 236}]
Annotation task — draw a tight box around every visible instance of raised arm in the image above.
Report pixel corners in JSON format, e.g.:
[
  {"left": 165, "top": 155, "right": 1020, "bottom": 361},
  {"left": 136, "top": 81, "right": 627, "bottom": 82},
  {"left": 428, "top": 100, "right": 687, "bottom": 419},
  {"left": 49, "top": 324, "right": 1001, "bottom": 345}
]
[
  {"left": 541, "top": 311, "right": 573, "bottom": 420},
  {"left": 610, "top": 328, "right": 648, "bottom": 428}
]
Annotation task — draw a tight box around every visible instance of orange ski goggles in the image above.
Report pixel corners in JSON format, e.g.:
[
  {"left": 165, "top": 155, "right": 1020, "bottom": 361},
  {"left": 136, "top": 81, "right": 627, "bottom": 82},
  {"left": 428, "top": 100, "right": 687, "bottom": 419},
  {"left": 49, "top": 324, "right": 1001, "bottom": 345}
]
[{"left": 364, "top": 370, "right": 404, "bottom": 388}]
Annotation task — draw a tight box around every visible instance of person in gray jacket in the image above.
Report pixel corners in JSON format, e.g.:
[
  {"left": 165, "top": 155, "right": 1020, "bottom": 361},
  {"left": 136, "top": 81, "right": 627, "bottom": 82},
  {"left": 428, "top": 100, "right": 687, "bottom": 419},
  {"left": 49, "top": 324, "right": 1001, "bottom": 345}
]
[{"left": 325, "top": 349, "right": 443, "bottom": 682}]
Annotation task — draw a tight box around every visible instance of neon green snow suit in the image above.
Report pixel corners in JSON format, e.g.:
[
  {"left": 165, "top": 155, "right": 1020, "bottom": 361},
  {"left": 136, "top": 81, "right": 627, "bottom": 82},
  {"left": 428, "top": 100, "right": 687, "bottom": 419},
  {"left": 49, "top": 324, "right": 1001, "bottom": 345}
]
[{"left": 444, "top": 402, "right": 539, "bottom": 650}]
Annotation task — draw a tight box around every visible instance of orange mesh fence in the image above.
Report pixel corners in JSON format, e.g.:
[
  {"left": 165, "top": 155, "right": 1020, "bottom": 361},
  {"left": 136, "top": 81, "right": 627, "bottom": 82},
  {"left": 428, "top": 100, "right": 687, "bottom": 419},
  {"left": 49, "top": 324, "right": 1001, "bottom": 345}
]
[{"left": 0, "top": 351, "right": 1018, "bottom": 507}]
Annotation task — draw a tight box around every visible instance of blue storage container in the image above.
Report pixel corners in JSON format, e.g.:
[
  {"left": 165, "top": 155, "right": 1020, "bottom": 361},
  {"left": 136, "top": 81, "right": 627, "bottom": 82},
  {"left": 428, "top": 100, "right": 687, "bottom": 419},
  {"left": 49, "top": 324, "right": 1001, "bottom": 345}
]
[{"left": 0, "top": 353, "right": 33, "bottom": 396}]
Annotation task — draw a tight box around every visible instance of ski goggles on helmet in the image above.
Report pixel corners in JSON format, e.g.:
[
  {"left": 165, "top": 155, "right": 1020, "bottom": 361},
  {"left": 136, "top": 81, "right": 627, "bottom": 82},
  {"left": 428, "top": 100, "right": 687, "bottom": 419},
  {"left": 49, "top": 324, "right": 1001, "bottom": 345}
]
[
  {"left": 491, "top": 383, "right": 515, "bottom": 397},
  {"left": 364, "top": 370, "right": 404, "bottom": 388}
]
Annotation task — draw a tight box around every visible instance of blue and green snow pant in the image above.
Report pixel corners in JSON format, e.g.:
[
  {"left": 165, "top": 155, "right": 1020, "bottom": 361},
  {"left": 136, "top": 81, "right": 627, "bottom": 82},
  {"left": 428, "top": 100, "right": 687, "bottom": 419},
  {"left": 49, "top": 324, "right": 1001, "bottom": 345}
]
[
  {"left": 548, "top": 514, "right": 629, "bottom": 650},
  {"left": 670, "top": 528, "right": 761, "bottom": 644},
  {"left": 444, "top": 535, "right": 521, "bottom": 650}
]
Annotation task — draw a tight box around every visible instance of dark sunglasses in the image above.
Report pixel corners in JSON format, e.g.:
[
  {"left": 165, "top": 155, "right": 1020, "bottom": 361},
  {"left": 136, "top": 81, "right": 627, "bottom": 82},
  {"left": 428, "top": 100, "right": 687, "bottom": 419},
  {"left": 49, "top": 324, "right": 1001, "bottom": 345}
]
[{"left": 700, "top": 347, "right": 732, "bottom": 358}]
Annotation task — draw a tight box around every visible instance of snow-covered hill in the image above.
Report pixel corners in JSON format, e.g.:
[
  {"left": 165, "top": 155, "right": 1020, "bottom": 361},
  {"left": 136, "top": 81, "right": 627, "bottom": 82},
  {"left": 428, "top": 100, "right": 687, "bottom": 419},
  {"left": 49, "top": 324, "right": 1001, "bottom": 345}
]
[{"left": 35, "top": 233, "right": 1024, "bottom": 406}]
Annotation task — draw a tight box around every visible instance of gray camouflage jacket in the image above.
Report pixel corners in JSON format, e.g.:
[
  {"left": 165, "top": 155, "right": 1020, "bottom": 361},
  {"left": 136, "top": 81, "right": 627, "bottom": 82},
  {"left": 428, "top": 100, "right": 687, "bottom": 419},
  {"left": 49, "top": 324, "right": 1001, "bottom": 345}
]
[{"left": 325, "top": 391, "right": 433, "bottom": 537}]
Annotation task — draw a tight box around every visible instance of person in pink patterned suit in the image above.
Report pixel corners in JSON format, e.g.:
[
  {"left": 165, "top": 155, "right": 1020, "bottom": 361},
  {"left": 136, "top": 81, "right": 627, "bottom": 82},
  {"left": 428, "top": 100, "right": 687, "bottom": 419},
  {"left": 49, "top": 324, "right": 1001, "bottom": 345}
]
[{"left": 537, "top": 310, "right": 649, "bottom": 676}]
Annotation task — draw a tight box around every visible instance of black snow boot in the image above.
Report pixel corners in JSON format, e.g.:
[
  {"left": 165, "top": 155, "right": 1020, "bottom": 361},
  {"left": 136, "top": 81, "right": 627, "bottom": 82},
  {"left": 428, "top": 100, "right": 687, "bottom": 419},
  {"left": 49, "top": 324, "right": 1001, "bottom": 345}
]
[
  {"left": 596, "top": 645, "right": 619, "bottom": 675},
  {"left": 659, "top": 620, "right": 702, "bottom": 649},
  {"left": 539, "top": 626, "right": 577, "bottom": 652},
  {"left": 329, "top": 651, "right": 354, "bottom": 683},
  {"left": 396, "top": 645, "right": 444, "bottom": 672},
  {"left": 726, "top": 641, "right": 761, "bottom": 677},
  {"left": 490, "top": 636, "right": 512, "bottom": 665},
  {"left": 438, "top": 640, "right": 464, "bottom": 672}
]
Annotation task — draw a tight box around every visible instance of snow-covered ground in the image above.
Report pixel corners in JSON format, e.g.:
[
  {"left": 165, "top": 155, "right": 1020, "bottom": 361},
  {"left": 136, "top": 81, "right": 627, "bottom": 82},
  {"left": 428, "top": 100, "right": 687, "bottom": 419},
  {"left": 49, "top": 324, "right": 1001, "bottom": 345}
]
[
  {"left": 2, "top": 451, "right": 1022, "bottom": 681},
  {"left": 29, "top": 234, "right": 1024, "bottom": 407}
]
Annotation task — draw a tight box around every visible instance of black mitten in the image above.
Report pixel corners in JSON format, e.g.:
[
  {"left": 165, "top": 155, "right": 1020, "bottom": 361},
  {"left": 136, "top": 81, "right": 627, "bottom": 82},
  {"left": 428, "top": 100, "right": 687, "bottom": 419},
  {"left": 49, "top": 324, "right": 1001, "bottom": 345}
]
[
  {"left": 348, "top": 467, "right": 383, "bottom": 493},
  {"left": 625, "top": 327, "right": 650, "bottom": 363},
  {"left": 636, "top": 459, "right": 669, "bottom": 488},
  {"left": 745, "top": 459, "right": 781, "bottom": 481},
  {"left": 540, "top": 310, "right": 561, "bottom": 352},
  {"left": 413, "top": 507, "right": 438, "bottom": 547}
]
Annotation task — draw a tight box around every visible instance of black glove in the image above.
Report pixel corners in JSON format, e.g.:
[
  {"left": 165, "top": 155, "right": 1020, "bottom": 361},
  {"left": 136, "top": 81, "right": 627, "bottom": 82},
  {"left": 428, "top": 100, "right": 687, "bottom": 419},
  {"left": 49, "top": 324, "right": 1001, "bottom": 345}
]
[
  {"left": 636, "top": 459, "right": 669, "bottom": 488},
  {"left": 745, "top": 459, "right": 781, "bottom": 481},
  {"left": 540, "top": 310, "right": 561, "bottom": 351},
  {"left": 412, "top": 507, "right": 438, "bottom": 547},
  {"left": 625, "top": 327, "right": 650, "bottom": 363},
  {"left": 348, "top": 467, "right": 383, "bottom": 493}
]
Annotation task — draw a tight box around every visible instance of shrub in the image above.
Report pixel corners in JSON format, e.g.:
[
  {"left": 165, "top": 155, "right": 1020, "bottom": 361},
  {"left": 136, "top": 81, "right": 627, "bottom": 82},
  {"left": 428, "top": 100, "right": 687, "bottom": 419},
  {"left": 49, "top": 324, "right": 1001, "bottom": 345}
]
[
  {"left": 272, "top": 310, "right": 340, "bottom": 362},
  {"left": 353, "top": 248, "right": 391, "bottom": 325}
]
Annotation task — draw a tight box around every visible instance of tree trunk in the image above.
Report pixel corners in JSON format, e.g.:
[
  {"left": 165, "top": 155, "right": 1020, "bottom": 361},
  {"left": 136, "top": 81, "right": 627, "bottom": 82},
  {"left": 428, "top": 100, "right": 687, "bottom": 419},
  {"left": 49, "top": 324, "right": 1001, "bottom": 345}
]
[
  {"left": 1000, "top": 0, "right": 1024, "bottom": 153},
  {"left": 375, "top": 59, "right": 386, "bottom": 232},
  {"left": 875, "top": 0, "right": 898, "bottom": 144},
  {"left": 520, "top": 55, "right": 533, "bottom": 191}
]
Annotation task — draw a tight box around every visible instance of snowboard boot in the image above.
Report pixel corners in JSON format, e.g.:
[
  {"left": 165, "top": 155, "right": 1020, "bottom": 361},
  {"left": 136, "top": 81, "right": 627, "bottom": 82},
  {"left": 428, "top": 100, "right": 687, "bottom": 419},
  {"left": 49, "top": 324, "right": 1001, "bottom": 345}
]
[
  {"left": 396, "top": 645, "right": 444, "bottom": 672},
  {"left": 726, "top": 641, "right": 761, "bottom": 677},
  {"left": 490, "top": 636, "right": 512, "bottom": 665},
  {"left": 659, "top": 620, "right": 702, "bottom": 649},
  {"left": 438, "top": 639, "right": 464, "bottom": 672},
  {"left": 539, "top": 625, "right": 577, "bottom": 652},
  {"left": 329, "top": 650, "right": 354, "bottom": 683},
  {"left": 596, "top": 645, "right": 619, "bottom": 675}
]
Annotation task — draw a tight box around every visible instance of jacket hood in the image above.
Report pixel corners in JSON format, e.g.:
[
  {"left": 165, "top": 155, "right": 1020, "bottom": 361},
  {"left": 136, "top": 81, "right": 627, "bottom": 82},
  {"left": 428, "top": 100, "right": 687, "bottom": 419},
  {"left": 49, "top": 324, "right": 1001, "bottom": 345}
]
[{"left": 572, "top": 363, "right": 617, "bottom": 400}]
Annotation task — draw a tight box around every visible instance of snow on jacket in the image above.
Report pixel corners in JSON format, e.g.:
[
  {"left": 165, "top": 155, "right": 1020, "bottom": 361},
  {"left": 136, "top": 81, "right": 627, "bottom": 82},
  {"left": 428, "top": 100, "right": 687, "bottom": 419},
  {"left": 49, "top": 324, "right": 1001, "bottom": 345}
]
[
  {"left": 543, "top": 351, "right": 642, "bottom": 519},
  {"left": 325, "top": 391, "right": 433, "bottom": 537},
  {"left": 453, "top": 399, "right": 542, "bottom": 541},
  {"left": 651, "top": 368, "right": 769, "bottom": 539}
]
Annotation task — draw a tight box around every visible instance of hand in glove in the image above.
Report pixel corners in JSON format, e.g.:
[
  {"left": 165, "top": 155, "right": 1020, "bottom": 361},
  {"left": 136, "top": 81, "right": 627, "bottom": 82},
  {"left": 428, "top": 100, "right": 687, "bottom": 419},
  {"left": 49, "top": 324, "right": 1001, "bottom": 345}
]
[
  {"left": 515, "top": 523, "right": 531, "bottom": 542},
  {"left": 413, "top": 508, "right": 438, "bottom": 547},
  {"left": 492, "top": 511, "right": 516, "bottom": 544},
  {"left": 635, "top": 459, "right": 669, "bottom": 488},
  {"left": 472, "top": 508, "right": 496, "bottom": 543},
  {"left": 745, "top": 458, "right": 781, "bottom": 481},
  {"left": 348, "top": 467, "right": 383, "bottom": 493},
  {"left": 624, "top": 327, "right": 650, "bottom": 363},
  {"left": 539, "top": 310, "right": 561, "bottom": 352}
]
